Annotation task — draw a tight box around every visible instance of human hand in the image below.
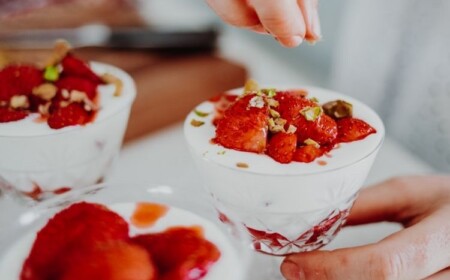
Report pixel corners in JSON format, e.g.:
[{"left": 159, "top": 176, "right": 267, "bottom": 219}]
[
  {"left": 281, "top": 176, "right": 450, "bottom": 280},
  {"left": 206, "top": 0, "right": 320, "bottom": 48}
]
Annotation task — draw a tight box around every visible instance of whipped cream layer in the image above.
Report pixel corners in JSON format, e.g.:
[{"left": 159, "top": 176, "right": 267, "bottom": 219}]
[
  {"left": 0, "top": 203, "right": 245, "bottom": 280},
  {"left": 185, "top": 86, "right": 384, "bottom": 176},
  {"left": 0, "top": 62, "right": 135, "bottom": 137}
]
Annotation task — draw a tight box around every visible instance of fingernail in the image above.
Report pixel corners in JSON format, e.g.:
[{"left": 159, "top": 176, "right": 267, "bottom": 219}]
[
  {"left": 281, "top": 260, "right": 302, "bottom": 279},
  {"left": 277, "top": 36, "right": 303, "bottom": 48}
]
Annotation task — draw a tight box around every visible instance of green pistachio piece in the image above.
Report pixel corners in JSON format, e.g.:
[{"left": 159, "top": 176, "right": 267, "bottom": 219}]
[
  {"left": 244, "top": 79, "right": 259, "bottom": 93},
  {"left": 304, "top": 138, "right": 320, "bottom": 148},
  {"left": 43, "top": 66, "right": 59, "bottom": 82},
  {"left": 301, "top": 106, "right": 322, "bottom": 121},
  {"left": 194, "top": 109, "right": 210, "bottom": 117},
  {"left": 190, "top": 119, "right": 205, "bottom": 127},
  {"left": 261, "top": 88, "right": 277, "bottom": 98},
  {"left": 322, "top": 100, "right": 353, "bottom": 119}
]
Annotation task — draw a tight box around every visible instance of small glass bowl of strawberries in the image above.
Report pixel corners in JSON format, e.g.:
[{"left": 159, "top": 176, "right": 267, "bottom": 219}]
[
  {"left": 0, "top": 182, "right": 251, "bottom": 280},
  {"left": 184, "top": 80, "right": 385, "bottom": 256},
  {"left": 0, "top": 41, "right": 135, "bottom": 203}
]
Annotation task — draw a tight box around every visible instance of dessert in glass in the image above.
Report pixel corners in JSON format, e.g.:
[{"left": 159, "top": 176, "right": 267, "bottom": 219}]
[
  {"left": 0, "top": 42, "right": 136, "bottom": 202},
  {"left": 184, "top": 81, "right": 384, "bottom": 256},
  {"left": 0, "top": 183, "right": 249, "bottom": 280}
]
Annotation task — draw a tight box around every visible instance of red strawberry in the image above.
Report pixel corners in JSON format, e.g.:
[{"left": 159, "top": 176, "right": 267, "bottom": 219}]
[
  {"left": 131, "top": 227, "right": 221, "bottom": 280},
  {"left": 214, "top": 94, "right": 269, "bottom": 153},
  {"left": 294, "top": 114, "right": 338, "bottom": 145},
  {"left": 293, "top": 145, "right": 324, "bottom": 163},
  {"left": 274, "top": 91, "right": 314, "bottom": 124},
  {"left": 266, "top": 132, "right": 297, "bottom": 163},
  {"left": 336, "top": 117, "right": 376, "bottom": 142},
  {"left": 0, "top": 107, "right": 28, "bottom": 123},
  {"left": 0, "top": 65, "right": 43, "bottom": 102},
  {"left": 60, "top": 241, "right": 156, "bottom": 280},
  {"left": 47, "top": 103, "right": 90, "bottom": 129},
  {"left": 211, "top": 93, "right": 238, "bottom": 126},
  {"left": 61, "top": 54, "right": 103, "bottom": 84},
  {"left": 55, "top": 76, "right": 98, "bottom": 100},
  {"left": 21, "top": 202, "right": 129, "bottom": 280}
]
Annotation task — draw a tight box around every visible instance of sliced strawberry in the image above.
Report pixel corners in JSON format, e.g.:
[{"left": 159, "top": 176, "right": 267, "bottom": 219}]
[
  {"left": 293, "top": 145, "right": 324, "bottom": 163},
  {"left": 274, "top": 91, "right": 314, "bottom": 124},
  {"left": 211, "top": 93, "right": 238, "bottom": 126},
  {"left": 47, "top": 103, "right": 90, "bottom": 129},
  {"left": 0, "top": 65, "right": 43, "bottom": 102},
  {"left": 60, "top": 241, "right": 156, "bottom": 280},
  {"left": 294, "top": 114, "right": 338, "bottom": 145},
  {"left": 21, "top": 202, "right": 129, "bottom": 280},
  {"left": 214, "top": 94, "right": 269, "bottom": 153},
  {"left": 266, "top": 132, "right": 297, "bottom": 163},
  {"left": 55, "top": 76, "right": 98, "bottom": 100},
  {"left": 0, "top": 107, "right": 28, "bottom": 123},
  {"left": 131, "top": 227, "right": 221, "bottom": 280},
  {"left": 336, "top": 117, "right": 376, "bottom": 142},
  {"left": 61, "top": 54, "right": 103, "bottom": 84}
]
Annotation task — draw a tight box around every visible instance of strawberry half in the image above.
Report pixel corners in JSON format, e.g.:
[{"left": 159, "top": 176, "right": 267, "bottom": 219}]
[
  {"left": 293, "top": 145, "right": 324, "bottom": 163},
  {"left": 336, "top": 117, "right": 376, "bottom": 142},
  {"left": 294, "top": 114, "right": 338, "bottom": 145},
  {"left": 274, "top": 90, "right": 314, "bottom": 124},
  {"left": 131, "top": 227, "right": 221, "bottom": 280},
  {"left": 61, "top": 54, "right": 103, "bottom": 84},
  {"left": 266, "top": 132, "right": 297, "bottom": 163},
  {"left": 55, "top": 76, "right": 98, "bottom": 100},
  {"left": 47, "top": 103, "right": 91, "bottom": 129},
  {"left": 0, "top": 65, "right": 43, "bottom": 102},
  {"left": 21, "top": 202, "right": 129, "bottom": 280},
  {"left": 0, "top": 107, "right": 28, "bottom": 123},
  {"left": 214, "top": 94, "right": 269, "bottom": 153},
  {"left": 211, "top": 93, "right": 238, "bottom": 126},
  {"left": 60, "top": 241, "right": 156, "bottom": 280}
]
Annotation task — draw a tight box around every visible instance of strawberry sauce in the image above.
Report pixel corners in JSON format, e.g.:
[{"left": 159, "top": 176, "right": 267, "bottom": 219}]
[{"left": 131, "top": 202, "right": 169, "bottom": 228}]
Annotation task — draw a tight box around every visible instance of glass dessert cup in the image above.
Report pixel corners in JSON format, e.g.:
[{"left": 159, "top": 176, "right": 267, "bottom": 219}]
[
  {"left": 0, "top": 62, "right": 136, "bottom": 204},
  {"left": 184, "top": 86, "right": 385, "bottom": 256},
  {"left": 0, "top": 182, "right": 251, "bottom": 280}
]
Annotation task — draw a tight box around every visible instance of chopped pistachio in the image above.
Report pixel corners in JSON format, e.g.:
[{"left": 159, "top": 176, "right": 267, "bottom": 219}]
[
  {"left": 217, "top": 150, "right": 226, "bottom": 155},
  {"left": 61, "top": 89, "right": 70, "bottom": 99},
  {"left": 38, "top": 102, "right": 51, "bottom": 116},
  {"left": 267, "top": 98, "right": 279, "bottom": 108},
  {"left": 194, "top": 109, "right": 210, "bottom": 117},
  {"left": 268, "top": 118, "right": 284, "bottom": 133},
  {"left": 301, "top": 106, "right": 322, "bottom": 121},
  {"left": 287, "top": 124, "right": 297, "bottom": 134},
  {"left": 69, "top": 90, "right": 88, "bottom": 103},
  {"left": 244, "top": 79, "right": 259, "bottom": 93},
  {"left": 304, "top": 138, "right": 320, "bottom": 148},
  {"left": 310, "top": 97, "right": 319, "bottom": 103},
  {"left": 322, "top": 100, "right": 353, "bottom": 119},
  {"left": 101, "top": 73, "right": 123, "bottom": 97},
  {"left": 236, "top": 162, "right": 249, "bottom": 168},
  {"left": 190, "top": 119, "right": 205, "bottom": 127},
  {"left": 43, "top": 66, "right": 59, "bottom": 82},
  {"left": 269, "top": 109, "right": 280, "bottom": 118},
  {"left": 249, "top": 96, "right": 265, "bottom": 108},
  {"left": 10, "top": 95, "right": 29, "bottom": 109},
  {"left": 261, "top": 88, "right": 277, "bottom": 98},
  {"left": 32, "top": 83, "right": 57, "bottom": 101}
]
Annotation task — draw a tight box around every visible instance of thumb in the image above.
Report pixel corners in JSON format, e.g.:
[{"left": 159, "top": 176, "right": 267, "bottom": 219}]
[{"left": 280, "top": 245, "right": 389, "bottom": 280}]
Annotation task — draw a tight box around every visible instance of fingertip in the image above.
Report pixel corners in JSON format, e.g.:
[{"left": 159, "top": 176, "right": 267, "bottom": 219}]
[
  {"left": 280, "top": 260, "right": 302, "bottom": 280},
  {"left": 276, "top": 35, "right": 304, "bottom": 48}
]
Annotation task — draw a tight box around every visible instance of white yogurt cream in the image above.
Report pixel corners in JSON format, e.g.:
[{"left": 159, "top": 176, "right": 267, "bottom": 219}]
[
  {"left": 184, "top": 86, "right": 384, "bottom": 244},
  {"left": 0, "top": 202, "right": 245, "bottom": 280},
  {"left": 0, "top": 63, "right": 136, "bottom": 194}
]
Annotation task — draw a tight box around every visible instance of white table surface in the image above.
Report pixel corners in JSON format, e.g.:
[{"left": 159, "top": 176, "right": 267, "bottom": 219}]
[{"left": 0, "top": 29, "right": 436, "bottom": 279}]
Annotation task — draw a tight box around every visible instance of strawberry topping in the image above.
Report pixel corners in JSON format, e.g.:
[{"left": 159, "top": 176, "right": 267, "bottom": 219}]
[
  {"left": 61, "top": 54, "right": 103, "bottom": 84},
  {"left": 267, "top": 132, "right": 297, "bottom": 164},
  {"left": 0, "top": 107, "right": 28, "bottom": 123},
  {"left": 0, "top": 65, "right": 43, "bottom": 103},
  {"left": 336, "top": 117, "right": 377, "bottom": 142},
  {"left": 47, "top": 103, "right": 91, "bottom": 129}
]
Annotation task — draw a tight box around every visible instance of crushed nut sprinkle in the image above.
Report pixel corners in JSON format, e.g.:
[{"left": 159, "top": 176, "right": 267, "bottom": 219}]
[
  {"left": 194, "top": 109, "right": 210, "bottom": 117},
  {"left": 190, "top": 119, "right": 205, "bottom": 127},
  {"left": 310, "top": 97, "right": 319, "bottom": 103},
  {"left": 10, "top": 95, "right": 29, "bottom": 109},
  {"left": 304, "top": 138, "right": 320, "bottom": 148},
  {"left": 244, "top": 79, "right": 259, "bottom": 93},
  {"left": 301, "top": 106, "right": 322, "bottom": 121},
  {"left": 249, "top": 96, "right": 265, "bottom": 108},
  {"left": 287, "top": 124, "right": 297, "bottom": 134},
  {"left": 217, "top": 150, "right": 226, "bottom": 155},
  {"left": 61, "top": 89, "right": 70, "bottom": 99},
  {"left": 43, "top": 66, "right": 60, "bottom": 82},
  {"left": 260, "top": 88, "right": 277, "bottom": 98},
  {"left": 38, "top": 102, "right": 51, "bottom": 116},
  {"left": 32, "top": 83, "right": 57, "bottom": 101},
  {"left": 236, "top": 162, "right": 249, "bottom": 168},
  {"left": 269, "top": 109, "right": 280, "bottom": 118},
  {"left": 268, "top": 118, "right": 285, "bottom": 133},
  {"left": 267, "top": 98, "right": 279, "bottom": 108},
  {"left": 60, "top": 101, "right": 70, "bottom": 108},
  {"left": 322, "top": 100, "right": 353, "bottom": 119},
  {"left": 69, "top": 90, "right": 88, "bottom": 103},
  {"left": 101, "top": 73, "right": 123, "bottom": 97}
]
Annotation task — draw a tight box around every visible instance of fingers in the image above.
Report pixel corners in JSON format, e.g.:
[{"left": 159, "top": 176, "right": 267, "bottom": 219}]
[
  {"left": 298, "top": 0, "right": 321, "bottom": 42},
  {"left": 206, "top": 0, "right": 260, "bottom": 28},
  {"left": 281, "top": 206, "right": 450, "bottom": 280},
  {"left": 347, "top": 176, "right": 450, "bottom": 226},
  {"left": 426, "top": 268, "right": 450, "bottom": 280},
  {"left": 249, "top": 0, "right": 306, "bottom": 47}
]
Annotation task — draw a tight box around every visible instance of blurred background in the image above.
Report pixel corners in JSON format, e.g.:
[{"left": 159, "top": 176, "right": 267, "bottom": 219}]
[{"left": 1, "top": 0, "right": 449, "bottom": 172}]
